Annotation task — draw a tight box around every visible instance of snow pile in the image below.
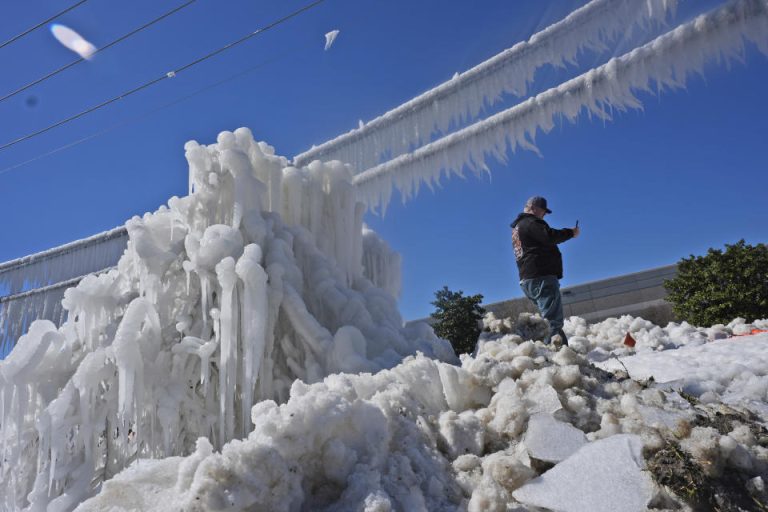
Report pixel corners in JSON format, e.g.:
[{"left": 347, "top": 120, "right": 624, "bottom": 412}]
[
  {"left": 77, "top": 318, "right": 768, "bottom": 511},
  {"left": 598, "top": 332, "right": 768, "bottom": 420},
  {"left": 0, "top": 129, "right": 453, "bottom": 511},
  {"left": 535, "top": 313, "right": 768, "bottom": 421},
  {"left": 564, "top": 314, "right": 768, "bottom": 357}
]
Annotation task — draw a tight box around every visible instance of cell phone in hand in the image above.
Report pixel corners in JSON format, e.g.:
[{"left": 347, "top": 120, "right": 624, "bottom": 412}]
[{"left": 576, "top": 220, "right": 579, "bottom": 228}]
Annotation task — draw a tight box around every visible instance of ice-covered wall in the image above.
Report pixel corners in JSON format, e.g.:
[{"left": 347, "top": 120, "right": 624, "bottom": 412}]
[{"left": 0, "top": 129, "right": 454, "bottom": 511}]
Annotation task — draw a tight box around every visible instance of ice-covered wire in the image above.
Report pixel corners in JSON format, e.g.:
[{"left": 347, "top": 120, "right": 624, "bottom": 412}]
[
  {"left": 293, "top": 0, "right": 679, "bottom": 171},
  {"left": 353, "top": 0, "right": 768, "bottom": 213}
]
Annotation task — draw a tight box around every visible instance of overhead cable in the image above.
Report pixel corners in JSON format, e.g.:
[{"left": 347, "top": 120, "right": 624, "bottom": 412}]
[
  {"left": 0, "top": 0, "right": 326, "bottom": 152},
  {"left": 0, "top": 0, "right": 90, "bottom": 50},
  {"left": 0, "top": 0, "right": 197, "bottom": 105},
  {"left": 0, "top": 47, "right": 294, "bottom": 176}
]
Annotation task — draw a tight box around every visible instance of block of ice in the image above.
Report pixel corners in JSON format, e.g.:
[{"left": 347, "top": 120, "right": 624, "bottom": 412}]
[
  {"left": 513, "top": 434, "right": 655, "bottom": 512},
  {"left": 523, "top": 413, "right": 587, "bottom": 463},
  {"left": 525, "top": 383, "right": 562, "bottom": 415}
]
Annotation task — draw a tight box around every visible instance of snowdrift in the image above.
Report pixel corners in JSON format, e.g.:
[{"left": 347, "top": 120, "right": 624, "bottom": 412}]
[{"left": 0, "top": 129, "right": 453, "bottom": 511}]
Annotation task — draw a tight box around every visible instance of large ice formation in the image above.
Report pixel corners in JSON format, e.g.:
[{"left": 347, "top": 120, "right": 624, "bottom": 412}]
[{"left": 0, "top": 129, "right": 454, "bottom": 511}]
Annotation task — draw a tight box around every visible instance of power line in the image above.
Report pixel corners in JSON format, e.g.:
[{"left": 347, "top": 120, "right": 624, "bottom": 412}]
[
  {"left": 0, "top": 0, "right": 90, "bottom": 50},
  {"left": 0, "top": 0, "right": 197, "bottom": 105},
  {"left": 0, "top": 46, "right": 296, "bottom": 176},
  {"left": 0, "top": 0, "right": 326, "bottom": 153}
]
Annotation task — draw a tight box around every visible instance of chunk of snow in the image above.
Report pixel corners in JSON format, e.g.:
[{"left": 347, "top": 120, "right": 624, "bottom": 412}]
[
  {"left": 513, "top": 434, "right": 656, "bottom": 512},
  {"left": 524, "top": 413, "right": 587, "bottom": 463},
  {"left": 525, "top": 383, "right": 563, "bottom": 415}
]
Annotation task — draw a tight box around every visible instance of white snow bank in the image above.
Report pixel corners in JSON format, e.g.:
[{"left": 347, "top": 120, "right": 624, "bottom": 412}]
[
  {"left": 77, "top": 355, "right": 488, "bottom": 511},
  {"left": 598, "top": 332, "right": 768, "bottom": 418},
  {"left": 564, "top": 314, "right": 768, "bottom": 358}
]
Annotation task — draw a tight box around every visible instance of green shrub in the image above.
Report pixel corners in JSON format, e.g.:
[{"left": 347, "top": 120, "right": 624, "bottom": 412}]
[
  {"left": 430, "top": 286, "right": 486, "bottom": 355},
  {"left": 664, "top": 240, "right": 768, "bottom": 326}
]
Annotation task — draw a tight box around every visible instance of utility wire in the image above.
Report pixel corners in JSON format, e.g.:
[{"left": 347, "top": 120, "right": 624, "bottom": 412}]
[
  {"left": 0, "top": 47, "right": 295, "bottom": 176},
  {"left": 0, "top": 0, "right": 197, "bottom": 105},
  {"left": 0, "top": 0, "right": 325, "bottom": 152},
  {"left": 0, "top": 0, "right": 90, "bottom": 50}
]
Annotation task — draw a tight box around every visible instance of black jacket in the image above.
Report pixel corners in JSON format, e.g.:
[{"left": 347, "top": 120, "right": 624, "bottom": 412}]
[{"left": 511, "top": 213, "right": 574, "bottom": 280}]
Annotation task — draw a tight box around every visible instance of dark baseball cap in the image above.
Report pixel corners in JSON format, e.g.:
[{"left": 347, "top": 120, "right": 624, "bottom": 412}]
[{"left": 526, "top": 196, "right": 552, "bottom": 214}]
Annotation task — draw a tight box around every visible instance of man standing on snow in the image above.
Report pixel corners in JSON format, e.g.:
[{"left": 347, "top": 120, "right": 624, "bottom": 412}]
[{"left": 511, "top": 196, "right": 580, "bottom": 346}]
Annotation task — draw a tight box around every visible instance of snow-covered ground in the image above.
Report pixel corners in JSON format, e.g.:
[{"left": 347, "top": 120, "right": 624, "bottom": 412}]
[{"left": 73, "top": 316, "right": 768, "bottom": 512}]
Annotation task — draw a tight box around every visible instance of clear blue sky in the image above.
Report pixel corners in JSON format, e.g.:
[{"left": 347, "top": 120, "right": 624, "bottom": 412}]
[{"left": 0, "top": 0, "right": 766, "bottom": 321}]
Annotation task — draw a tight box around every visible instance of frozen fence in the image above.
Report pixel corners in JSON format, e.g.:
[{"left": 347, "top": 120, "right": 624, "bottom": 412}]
[
  {"left": 0, "top": 227, "right": 127, "bottom": 356},
  {"left": 0, "top": 226, "right": 127, "bottom": 295}
]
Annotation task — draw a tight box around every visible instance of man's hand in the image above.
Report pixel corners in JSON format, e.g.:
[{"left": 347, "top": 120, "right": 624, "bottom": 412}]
[{"left": 572, "top": 225, "right": 581, "bottom": 238}]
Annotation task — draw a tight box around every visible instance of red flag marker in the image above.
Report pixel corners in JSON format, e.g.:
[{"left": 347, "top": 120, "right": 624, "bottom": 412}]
[{"left": 623, "top": 332, "right": 636, "bottom": 347}]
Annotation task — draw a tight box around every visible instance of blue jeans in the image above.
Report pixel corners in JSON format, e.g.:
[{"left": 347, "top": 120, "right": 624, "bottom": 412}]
[{"left": 520, "top": 275, "right": 564, "bottom": 343}]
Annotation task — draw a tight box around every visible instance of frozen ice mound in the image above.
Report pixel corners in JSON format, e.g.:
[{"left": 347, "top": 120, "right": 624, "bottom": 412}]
[
  {"left": 0, "top": 129, "right": 454, "bottom": 510},
  {"left": 80, "top": 354, "right": 483, "bottom": 511}
]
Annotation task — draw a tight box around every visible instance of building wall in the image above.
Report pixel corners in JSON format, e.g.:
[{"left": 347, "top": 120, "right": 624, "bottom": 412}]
[
  {"left": 411, "top": 264, "right": 679, "bottom": 328},
  {"left": 482, "top": 264, "right": 678, "bottom": 326}
]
